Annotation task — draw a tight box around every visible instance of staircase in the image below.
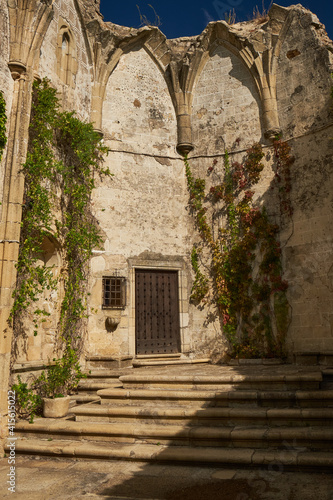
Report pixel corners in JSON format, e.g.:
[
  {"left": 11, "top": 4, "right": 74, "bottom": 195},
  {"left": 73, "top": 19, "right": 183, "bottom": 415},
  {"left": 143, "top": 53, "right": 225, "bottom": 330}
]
[{"left": 7, "top": 363, "right": 333, "bottom": 469}]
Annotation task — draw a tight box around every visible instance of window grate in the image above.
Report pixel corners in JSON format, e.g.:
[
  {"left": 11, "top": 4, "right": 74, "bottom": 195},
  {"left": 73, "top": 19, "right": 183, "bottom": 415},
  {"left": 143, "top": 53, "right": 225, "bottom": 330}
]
[{"left": 102, "top": 277, "right": 126, "bottom": 309}]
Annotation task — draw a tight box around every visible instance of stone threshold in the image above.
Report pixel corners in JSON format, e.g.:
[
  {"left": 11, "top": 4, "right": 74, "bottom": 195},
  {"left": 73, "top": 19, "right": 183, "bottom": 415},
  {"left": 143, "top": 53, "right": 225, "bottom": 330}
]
[{"left": 132, "top": 358, "right": 210, "bottom": 367}]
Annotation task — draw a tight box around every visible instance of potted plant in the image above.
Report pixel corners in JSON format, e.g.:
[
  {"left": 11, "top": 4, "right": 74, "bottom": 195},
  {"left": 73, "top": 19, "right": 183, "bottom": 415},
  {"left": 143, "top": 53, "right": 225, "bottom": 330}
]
[{"left": 35, "top": 343, "right": 86, "bottom": 418}]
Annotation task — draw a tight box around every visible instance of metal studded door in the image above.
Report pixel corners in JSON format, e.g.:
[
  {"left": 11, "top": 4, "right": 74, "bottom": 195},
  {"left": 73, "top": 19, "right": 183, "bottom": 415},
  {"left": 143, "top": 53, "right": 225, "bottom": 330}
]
[{"left": 135, "top": 269, "right": 181, "bottom": 355}]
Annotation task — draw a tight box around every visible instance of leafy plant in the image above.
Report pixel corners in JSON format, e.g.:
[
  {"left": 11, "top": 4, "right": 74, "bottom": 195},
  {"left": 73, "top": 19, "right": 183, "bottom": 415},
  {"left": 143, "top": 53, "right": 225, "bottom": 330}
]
[
  {"left": 34, "top": 343, "right": 86, "bottom": 399},
  {"left": 11, "top": 376, "right": 42, "bottom": 423},
  {"left": 190, "top": 246, "right": 209, "bottom": 303},
  {"left": 184, "top": 140, "right": 292, "bottom": 358},
  {"left": 10, "top": 78, "right": 111, "bottom": 351}
]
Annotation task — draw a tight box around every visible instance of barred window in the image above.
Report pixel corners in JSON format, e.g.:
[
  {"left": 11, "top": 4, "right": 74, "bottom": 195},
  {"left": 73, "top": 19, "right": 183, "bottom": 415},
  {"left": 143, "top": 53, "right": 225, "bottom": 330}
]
[{"left": 102, "top": 277, "right": 126, "bottom": 309}]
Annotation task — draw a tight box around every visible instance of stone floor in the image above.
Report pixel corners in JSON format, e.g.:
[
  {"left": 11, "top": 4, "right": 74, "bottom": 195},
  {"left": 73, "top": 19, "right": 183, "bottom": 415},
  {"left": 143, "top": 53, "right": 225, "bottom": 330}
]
[{"left": 1, "top": 456, "right": 333, "bottom": 499}]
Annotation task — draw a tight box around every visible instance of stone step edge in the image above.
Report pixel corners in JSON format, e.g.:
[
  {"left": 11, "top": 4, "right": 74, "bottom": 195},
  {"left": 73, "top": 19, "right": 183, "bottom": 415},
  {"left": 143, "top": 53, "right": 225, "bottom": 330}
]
[
  {"left": 86, "top": 356, "right": 133, "bottom": 362},
  {"left": 71, "top": 404, "right": 333, "bottom": 420},
  {"left": 78, "top": 382, "right": 121, "bottom": 390},
  {"left": 83, "top": 370, "right": 127, "bottom": 378},
  {"left": 70, "top": 395, "right": 101, "bottom": 404},
  {"left": 132, "top": 359, "right": 210, "bottom": 367},
  {"left": 97, "top": 388, "right": 333, "bottom": 400},
  {"left": 13, "top": 420, "right": 333, "bottom": 441},
  {"left": 135, "top": 354, "right": 182, "bottom": 359},
  {"left": 7, "top": 439, "right": 333, "bottom": 468},
  {"left": 118, "top": 373, "right": 323, "bottom": 383}
]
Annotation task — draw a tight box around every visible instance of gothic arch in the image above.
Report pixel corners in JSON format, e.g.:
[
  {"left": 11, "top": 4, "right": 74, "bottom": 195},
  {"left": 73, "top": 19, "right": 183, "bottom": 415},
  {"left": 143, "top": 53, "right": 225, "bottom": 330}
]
[{"left": 56, "top": 23, "right": 78, "bottom": 88}]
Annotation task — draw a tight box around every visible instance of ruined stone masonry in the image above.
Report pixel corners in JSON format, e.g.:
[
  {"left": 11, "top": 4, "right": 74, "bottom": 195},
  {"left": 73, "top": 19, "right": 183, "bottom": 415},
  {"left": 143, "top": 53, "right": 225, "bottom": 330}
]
[{"left": 0, "top": 0, "right": 332, "bottom": 452}]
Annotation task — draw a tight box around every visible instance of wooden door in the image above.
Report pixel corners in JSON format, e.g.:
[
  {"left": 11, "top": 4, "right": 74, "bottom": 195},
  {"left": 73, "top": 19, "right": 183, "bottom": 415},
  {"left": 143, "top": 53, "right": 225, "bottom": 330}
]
[{"left": 135, "top": 269, "right": 180, "bottom": 355}]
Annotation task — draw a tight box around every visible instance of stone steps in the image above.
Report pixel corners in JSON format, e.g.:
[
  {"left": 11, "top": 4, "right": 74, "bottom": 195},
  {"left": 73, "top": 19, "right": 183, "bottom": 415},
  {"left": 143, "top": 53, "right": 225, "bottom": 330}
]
[
  {"left": 85, "top": 369, "right": 126, "bottom": 378},
  {"left": 77, "top": 379, "right": 121, "bottom": 394},
  {"left": 97, "top": 388, "right": 333, "bottom": 408},
  {"left": 71, "top": 395, "right": 101, "bottom": 405},
  {"left": 72, "top": 403, "right": 333, "bottom": 427},
  {"left": 132, "top": 358, "right": 210, "bottom": 368},
  {"left": 119, "top": 372, "right": 322, "bottom": 391},
  {"left": 10, "top": 438, "right": 333, "bottom": 469},
  {"left": 12, "top": 419, "right": 333, "bottom": 450},
  {"left": 8, "top": 364, "right": 332, "bottom": 469},
  {"left": 85, "top": 356, "right": 133, "bottom": 370}
]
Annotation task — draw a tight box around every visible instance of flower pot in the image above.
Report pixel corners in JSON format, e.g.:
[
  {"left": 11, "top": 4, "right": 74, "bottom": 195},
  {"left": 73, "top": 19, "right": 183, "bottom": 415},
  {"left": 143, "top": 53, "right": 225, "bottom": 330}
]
[{"left": 43, "top": 395, "right": 71, "bottom": 418}]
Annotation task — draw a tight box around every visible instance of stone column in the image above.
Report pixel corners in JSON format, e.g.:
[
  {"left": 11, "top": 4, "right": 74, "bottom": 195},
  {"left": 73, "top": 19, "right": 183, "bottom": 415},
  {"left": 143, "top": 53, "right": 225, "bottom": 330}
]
[{"left": 0, "top": 64, "right": 32, "bottom": 454}]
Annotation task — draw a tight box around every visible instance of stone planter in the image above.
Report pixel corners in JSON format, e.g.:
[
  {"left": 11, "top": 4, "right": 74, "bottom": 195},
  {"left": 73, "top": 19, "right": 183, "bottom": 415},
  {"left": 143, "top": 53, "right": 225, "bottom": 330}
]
[{"left": 43, "top": 395, "right": 71, "bottom": 418}]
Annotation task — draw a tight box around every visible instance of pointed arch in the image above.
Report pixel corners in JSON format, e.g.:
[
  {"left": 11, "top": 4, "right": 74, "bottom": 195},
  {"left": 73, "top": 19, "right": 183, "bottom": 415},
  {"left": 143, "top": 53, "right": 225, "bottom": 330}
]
[
  {"left": 56, "top": 22, "right": 78, "bottom": 88},
  {"left": 8, "top": 0, "right": 54, "bottom": 74}
]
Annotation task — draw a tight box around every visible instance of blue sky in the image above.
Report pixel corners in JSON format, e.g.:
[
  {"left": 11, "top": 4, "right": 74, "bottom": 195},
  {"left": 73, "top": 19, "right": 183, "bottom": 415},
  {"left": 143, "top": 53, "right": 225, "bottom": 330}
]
[{"left": 100, "top": 1, "right": 333, "bottom": 40}]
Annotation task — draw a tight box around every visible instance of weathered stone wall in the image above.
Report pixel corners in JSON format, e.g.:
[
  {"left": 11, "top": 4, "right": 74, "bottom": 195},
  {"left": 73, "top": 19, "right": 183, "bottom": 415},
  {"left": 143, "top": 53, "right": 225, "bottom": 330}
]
[
  {"left": 10, "top": 0, "right": 94, "bottom": 365},
  {"left": 282, "top": 128, "right": 333, "bottom": 354},
  {"left": 0, "top": 0, "right": 14, "bottom": 220},
  {"left": 274, "top": 10, "right": 333, "bottom": 354},
  {"left": 39, "top": 0, "right": 93, "bottom": 120},
  {"left": 191, "top": 44, "right": 263, "bottom": 154},
  {"left": 89, "top": 46, "right": 193, "bottom": 358},
  {"left": 1, "top": 1, "right": 332, "bottom": 372}
]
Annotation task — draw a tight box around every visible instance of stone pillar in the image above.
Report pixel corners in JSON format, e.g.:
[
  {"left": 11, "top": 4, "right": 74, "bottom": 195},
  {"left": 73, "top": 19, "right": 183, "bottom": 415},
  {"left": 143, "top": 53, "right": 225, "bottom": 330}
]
[
  {"left": 0, "top": 64, "right": 32, "bottom": 454},
  {"left": 176, "top": 111, "right": 193, "bottom": 156},
  {"left": 261, "top": 84, "right": 281, "bottom": 139},
  {"left": 168, "top": 62, "right": 194, "bottom": 156},
  {"left": 91, "top": 82, "right": 104, "bottom": 135}
]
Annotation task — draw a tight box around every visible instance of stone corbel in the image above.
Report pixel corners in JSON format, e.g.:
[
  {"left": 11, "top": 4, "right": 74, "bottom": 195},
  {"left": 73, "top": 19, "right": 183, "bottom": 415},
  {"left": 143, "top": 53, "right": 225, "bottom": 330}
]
[
  {"left": 105, "top": 313, "right": 121, "bottom": 332},
  {"left": 8, "top": 61, "right": 26, "bottom": 81},
  {"left": 168, "top": 61, "right": 194, "bottom": 156}
]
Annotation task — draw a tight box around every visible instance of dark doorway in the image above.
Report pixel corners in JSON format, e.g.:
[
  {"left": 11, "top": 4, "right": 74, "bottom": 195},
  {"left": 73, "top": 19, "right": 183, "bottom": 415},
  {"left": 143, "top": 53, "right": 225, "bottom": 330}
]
[{"left": 135, "top": 269, "right": 181, "bottom": 355}]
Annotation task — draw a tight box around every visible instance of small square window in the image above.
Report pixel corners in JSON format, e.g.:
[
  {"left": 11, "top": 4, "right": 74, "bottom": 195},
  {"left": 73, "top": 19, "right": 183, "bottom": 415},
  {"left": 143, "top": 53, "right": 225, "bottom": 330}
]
[{"left": 102, "top": 277, "right": 126, "bottom": 309}]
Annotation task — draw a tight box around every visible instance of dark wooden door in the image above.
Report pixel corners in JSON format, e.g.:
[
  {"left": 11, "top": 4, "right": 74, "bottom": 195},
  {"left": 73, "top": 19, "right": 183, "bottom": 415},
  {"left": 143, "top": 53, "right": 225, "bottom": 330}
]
[{"left": 135, "top": 269, "right": 180, "bottom": 355}]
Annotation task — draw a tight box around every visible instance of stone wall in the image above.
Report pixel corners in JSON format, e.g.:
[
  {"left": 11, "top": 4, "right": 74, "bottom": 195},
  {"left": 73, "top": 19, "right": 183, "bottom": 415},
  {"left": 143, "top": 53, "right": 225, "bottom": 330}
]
[
  {"left": 0, "top": 0, "right": 14, "bottom": 220},
  {"left": 191, "top": 44, "right": 263, "bottom": 154},
  {"left": 39, "top": 0, "right": 93, "bottom": 120},
  {"left": 275, "top": 7, "right": 333, "bottom": 355},
  {"left": 89, "top": 46, "right": 194, "bottom": 358},
  {"left": 9, "top": 0, "right": 94, "bottom": 366},
  {"left": 0, "top": 1, "right": 332, "bottom": 372}
]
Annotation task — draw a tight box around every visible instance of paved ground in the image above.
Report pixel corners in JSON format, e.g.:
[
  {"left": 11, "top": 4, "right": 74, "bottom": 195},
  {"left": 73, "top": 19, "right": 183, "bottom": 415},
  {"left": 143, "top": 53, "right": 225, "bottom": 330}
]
[{"left": 1, "top": 456, "right": 333, "bottom": 500}]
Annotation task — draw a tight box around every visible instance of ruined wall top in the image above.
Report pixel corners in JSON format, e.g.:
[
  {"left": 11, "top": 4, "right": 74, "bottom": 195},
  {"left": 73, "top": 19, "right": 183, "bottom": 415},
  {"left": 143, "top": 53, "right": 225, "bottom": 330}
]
[{"left": 76, "top": 2, "right": 333, "bottom": 64}]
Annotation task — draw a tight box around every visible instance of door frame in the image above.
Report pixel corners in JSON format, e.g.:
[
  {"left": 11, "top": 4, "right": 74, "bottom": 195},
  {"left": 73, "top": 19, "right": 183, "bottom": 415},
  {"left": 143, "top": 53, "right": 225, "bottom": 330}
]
[
  {"left": 135, "top": 269, "right": 180, "bottom": 355},
  {"left": 128, "top": 258, "right": 188, "bottom": 358}
]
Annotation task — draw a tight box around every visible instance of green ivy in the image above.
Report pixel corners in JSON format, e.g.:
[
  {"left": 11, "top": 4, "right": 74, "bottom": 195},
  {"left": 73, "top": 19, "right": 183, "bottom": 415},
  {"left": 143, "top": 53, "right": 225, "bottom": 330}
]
[
  {"left": 10, "top": 78, "right": 111, "bottom": 350},
  {"left": 0, "top": 90, "right": 7, "bottom": 163},
  {"left": 190, "top": 246, "right": 209, "bottom": 303},
  {"left": 185, "top": 142, "right": 291, "bottom": 358}
]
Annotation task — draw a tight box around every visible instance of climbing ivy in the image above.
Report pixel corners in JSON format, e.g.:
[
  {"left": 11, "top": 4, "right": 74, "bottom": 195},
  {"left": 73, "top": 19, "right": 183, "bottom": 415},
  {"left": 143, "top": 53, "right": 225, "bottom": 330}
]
[
  {"left": 185, "top": 141, "right": 292, "bottom": 358},
  {"left": 10, "top": 79, "right": 110, "bottom": 349},
  {"left": 190, "top": 246, "right": 209, "bottom": 304},
  {"left": 0, "top": 90, "right": 7, "bottom": 162}
]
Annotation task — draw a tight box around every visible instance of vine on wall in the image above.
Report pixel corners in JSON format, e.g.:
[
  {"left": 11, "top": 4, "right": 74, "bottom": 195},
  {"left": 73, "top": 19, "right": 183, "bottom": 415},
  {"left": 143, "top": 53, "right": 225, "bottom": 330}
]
[
  {"left": 0, "top": 90, "right": 7, "bottom": 162},
  {"left": 10, "top": 79, "right": 110, "bottom": 351},
  {"left": 185, "top": 141, "right": 293, "bottom": 358}
]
